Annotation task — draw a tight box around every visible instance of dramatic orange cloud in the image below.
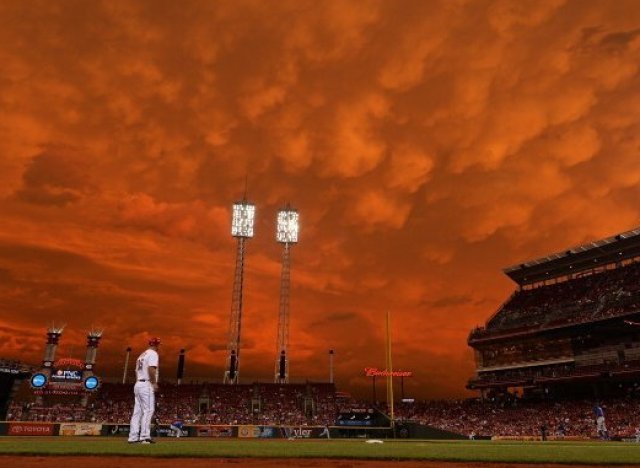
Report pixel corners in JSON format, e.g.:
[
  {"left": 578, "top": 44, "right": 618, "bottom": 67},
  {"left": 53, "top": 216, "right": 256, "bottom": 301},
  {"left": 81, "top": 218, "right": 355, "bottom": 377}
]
[{"left": 0, "top": 0, "right": 639, "bottom": 399}]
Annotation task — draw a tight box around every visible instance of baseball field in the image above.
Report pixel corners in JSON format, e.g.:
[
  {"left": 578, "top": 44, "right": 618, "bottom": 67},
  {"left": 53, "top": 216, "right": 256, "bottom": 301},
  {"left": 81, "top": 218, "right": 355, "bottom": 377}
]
[{"left": 1, "top": 438, "right": 640, "bottom": 466}]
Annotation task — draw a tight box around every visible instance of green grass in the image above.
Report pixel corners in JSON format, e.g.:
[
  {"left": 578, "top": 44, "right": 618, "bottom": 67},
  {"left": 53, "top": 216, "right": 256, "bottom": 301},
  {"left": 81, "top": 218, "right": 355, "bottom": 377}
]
[{"left": 1, "top": 438, "right": 640, "bottom": 464}]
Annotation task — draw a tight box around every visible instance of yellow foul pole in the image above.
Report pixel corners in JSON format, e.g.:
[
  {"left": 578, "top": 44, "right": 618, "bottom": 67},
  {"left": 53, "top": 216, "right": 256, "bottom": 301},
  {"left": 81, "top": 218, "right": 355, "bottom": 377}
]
[{"left": 386, "top": 310, "right": 394, "bottom": 427}]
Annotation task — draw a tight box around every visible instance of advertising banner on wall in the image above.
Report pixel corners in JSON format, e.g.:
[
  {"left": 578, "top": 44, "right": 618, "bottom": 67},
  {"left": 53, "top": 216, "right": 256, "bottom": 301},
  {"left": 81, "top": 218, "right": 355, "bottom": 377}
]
[
  {"left": 281, "top": 426, "right": 328, "bottom": 439},
  {"left": 238, "top": 425, "right": 280, "bottom": 439},
  {"left": 255, "top": 426, "right": 278, "bottom": 438},
  {"left": 101, "top": 424, "right": 130, "bottom": 437},
  {"left": 237, "top": 425, "right": 258, "bottom": 438},
  {"left": 195, "top": 425, "right": 234, "bottom": 438},
  {"left": 59, "top": 423, "right": 102, "bottom": 436},
  {"left": 155, "top": 425, "right": 189, "bottom": 438},
  {"left": 8, "top": 423, "right": 54, "bottom": 436}
]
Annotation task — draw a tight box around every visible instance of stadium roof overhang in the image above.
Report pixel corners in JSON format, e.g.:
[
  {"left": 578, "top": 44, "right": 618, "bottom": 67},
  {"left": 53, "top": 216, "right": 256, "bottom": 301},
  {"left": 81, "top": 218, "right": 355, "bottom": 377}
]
[{"left": 503, "top": 227, "right": 640, "bottom": 286}]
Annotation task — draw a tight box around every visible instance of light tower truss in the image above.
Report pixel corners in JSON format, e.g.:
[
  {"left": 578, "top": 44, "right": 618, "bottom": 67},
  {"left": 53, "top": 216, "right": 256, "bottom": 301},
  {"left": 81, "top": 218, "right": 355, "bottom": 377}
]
[
  {"left": 81, "top": 329, "right": 103, "bottom": 407},
  {"left": 275, "top": 207, "right": 299, "bottom": 383},
  {"left": 223, "top": 200, "right": 255, "bottom": 384}
]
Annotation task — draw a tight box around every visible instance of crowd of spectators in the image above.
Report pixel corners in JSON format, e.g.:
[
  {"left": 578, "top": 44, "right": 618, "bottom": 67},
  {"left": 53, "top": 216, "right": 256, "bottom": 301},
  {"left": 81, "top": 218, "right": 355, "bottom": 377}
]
[
  {"left": 8, "top": 381, "right": 640, "bottom": 439},
  {"left": 479, "top": 337, "right": 573, "bottom": 368},
  {"left": 0, "top": 359, "right": 32, "bottom": 373},
  {"left": 7, "top": 382, "right": 345, "bottom": 426},
  {"left": 472, "top": 361, "right": 640, "bottom": 387},
  {"left": 391, "top": 394, "right": 640, "bottom": 439},
  {"left": 7, "top": 402, "right": 86, "bottom": 422},
  {"left": 471, "top": 260, "right": 640, "bottom": 340}
]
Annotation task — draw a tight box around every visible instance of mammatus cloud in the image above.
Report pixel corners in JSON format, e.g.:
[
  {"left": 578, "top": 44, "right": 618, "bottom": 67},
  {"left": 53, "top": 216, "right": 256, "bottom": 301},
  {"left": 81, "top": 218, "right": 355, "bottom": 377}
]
[{"left": 0, "top": 0, "right": 639, "bottom": 398}]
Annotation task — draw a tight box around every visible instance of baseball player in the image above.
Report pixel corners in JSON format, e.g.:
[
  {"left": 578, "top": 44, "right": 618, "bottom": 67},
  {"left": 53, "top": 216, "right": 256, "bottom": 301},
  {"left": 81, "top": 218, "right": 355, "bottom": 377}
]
[
  {"left": 170, "top": 418, "right": 185, "bottom": 438},
  {"left": 319, "top": 424, "right": 331, "bottom": 439},
  {"left": 594, "top": 403, "right": 609, "bottom": 440},
  {"left": 128, "top": 337, "right": 161, "bottom": 444}
]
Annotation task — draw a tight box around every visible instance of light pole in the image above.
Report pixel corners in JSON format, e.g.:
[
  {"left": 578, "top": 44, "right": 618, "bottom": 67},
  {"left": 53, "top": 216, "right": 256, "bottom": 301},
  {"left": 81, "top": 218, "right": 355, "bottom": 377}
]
[
  {"left": 386, "top": 311, "right": 395, "bottom": 430},
  {"left": 274, "top": 206, "right": 299, "bottom": 383},
  {"left": 372, "top": 375, "right": 377, "bottom": 403},
  {"left": 329, "top": 349, "right": 334, "bottom": 384},
  {"left": 177, "top": 349, "right": 185, "bottom": 385},
  {"left": 223, "top": 200, "right": 255, "bottom": 384},
  {"left": 122, "top": 347, "right": 131, "bottom": 384}
]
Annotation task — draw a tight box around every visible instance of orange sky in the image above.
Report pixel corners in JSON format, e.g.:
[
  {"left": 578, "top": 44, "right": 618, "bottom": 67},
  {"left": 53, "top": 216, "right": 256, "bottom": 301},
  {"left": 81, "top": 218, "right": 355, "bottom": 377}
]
[{"left": 0, "top": 0, "right": 640, "bottom": 399}]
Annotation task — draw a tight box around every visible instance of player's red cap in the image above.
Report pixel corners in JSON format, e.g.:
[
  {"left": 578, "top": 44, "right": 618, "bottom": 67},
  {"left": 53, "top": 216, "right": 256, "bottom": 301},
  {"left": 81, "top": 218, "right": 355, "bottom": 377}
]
[{"left": 149, "top": 337, "right": 161, "bottom": 346}]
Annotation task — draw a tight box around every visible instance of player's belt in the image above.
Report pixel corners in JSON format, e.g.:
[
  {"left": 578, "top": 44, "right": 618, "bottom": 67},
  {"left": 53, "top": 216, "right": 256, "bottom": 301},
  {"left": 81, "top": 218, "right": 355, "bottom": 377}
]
[{"left": 138, "top": 379, "right": 147, "bottom": 382}]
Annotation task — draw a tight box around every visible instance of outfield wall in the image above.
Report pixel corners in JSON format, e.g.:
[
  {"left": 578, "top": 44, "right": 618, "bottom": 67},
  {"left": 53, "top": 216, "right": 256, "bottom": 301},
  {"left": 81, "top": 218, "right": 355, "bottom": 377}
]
[
  {"left": 397, "top": 422, "right": 467, "bottom": 440},
  {"left": 0, "top": 422, "right": 350, "bottom": 439},
  {"left": 0, "top": 422, "right": 464, "bottom": 440}
]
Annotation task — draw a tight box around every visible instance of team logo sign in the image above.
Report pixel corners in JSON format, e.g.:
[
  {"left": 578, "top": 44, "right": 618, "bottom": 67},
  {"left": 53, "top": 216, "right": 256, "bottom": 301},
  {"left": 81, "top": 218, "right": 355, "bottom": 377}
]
[
  {"left": 30, "top": 373, "right": 47, "bottom": 388},
  {"left": 84, "top": 376, "right": 100, "bottom": 391},
  {"left": 238, "top": 425, "right": 279, "bottom": 438}
]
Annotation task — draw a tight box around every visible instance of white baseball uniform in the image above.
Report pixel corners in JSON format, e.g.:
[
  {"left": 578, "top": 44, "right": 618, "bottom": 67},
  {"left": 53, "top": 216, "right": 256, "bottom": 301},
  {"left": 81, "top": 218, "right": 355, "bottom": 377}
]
[{"left": 128, "top": 349, "right": 159, "bottom": 442}]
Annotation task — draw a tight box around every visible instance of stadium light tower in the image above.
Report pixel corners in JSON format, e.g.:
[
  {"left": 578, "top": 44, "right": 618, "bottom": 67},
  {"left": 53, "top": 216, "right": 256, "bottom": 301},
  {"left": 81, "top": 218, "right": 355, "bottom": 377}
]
[
  {"left": 36, "top": 324, "right": 65, "bottom": 405},
  {"left": 81, "top": 329, "right": 103, "bottom": 407},
  {"left": 223, "top": 199, "right": 255, "bottom": 384},
  {"left": 274, "top": 206, "right": 299, "bottom": 383}
]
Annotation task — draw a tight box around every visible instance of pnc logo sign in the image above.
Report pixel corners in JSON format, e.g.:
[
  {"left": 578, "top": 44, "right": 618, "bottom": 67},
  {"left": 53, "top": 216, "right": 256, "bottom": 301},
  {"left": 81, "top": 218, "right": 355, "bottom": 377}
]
[{"left": 52, "top": 370, "right": 82, "bottom": 381}]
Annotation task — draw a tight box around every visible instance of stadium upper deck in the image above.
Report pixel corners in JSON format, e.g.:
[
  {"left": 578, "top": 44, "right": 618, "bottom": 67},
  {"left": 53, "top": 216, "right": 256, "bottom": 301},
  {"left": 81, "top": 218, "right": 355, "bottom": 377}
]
[
  {"left": 467, "top": 227, "right": 640, "bottom": 394},
  {"left": 469, "top": 227, "right": 640, "bottom": 344},
  {"left": 504, "top": 227, "right": 640, "bottom": 287}
]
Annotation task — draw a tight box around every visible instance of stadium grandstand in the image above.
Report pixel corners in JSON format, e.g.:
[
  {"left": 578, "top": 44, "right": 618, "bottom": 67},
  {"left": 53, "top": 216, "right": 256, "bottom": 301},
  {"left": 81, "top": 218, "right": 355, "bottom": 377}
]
[
  {"left": 7, "top": 228, "right": 640, "bottom": 440},
  {"left": 0, "top": 359, "right": 36, "bottom": 420},
  {"left": 389, "top": 396, "right": 640, "bottom": 438},
  {"left": 6, "top": 378, "right": 640, "bottom": 438},
  {"left": 468, "top": 227, "right": 640, "bottom": 399},
  {"left": 5, "top": 381, "right": 354, "bottom": 426}
]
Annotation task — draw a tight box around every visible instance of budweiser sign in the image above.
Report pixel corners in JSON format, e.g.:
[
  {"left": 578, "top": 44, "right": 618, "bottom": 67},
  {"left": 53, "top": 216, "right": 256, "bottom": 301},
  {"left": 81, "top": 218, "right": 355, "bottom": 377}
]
[{"left": 364, "top": 367, "right": 413, "bottom": 378}]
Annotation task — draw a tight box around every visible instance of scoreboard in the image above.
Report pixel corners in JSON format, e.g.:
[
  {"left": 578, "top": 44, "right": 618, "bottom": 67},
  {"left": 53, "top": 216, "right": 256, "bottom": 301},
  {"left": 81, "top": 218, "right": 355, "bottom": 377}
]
[{"left": 30, "top": 358, "right": 100, "bottom": 395}]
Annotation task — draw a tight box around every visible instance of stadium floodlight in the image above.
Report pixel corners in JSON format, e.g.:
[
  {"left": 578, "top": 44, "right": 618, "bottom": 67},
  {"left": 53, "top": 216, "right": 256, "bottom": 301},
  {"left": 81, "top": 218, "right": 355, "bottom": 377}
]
[
  {"left": 224, "top": 199, "right": 255, "bottom": 384},
  {"left": 231, "top": 202, "right": 255, "bottom": 238},
  {"left": 276, "top": 209, "right": 299, "bottom": 244},
  {"left": 274, "top": 205, "right": 299, "bottom": 383}
]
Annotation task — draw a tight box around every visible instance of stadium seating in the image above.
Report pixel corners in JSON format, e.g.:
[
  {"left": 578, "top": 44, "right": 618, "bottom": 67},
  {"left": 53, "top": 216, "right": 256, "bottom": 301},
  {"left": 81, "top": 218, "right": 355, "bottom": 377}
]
[
  {"left": 471, "top": 260, "right": 640, "bottom": 340},
  {"left": 390, "top": 394, "right": 640, "bottom": 438},
  {"left": 7, "top": 382, "right": 342, "bottom": 426},
  {"left": 9, "top": 379, "right": 640, "bottom": 439}
]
